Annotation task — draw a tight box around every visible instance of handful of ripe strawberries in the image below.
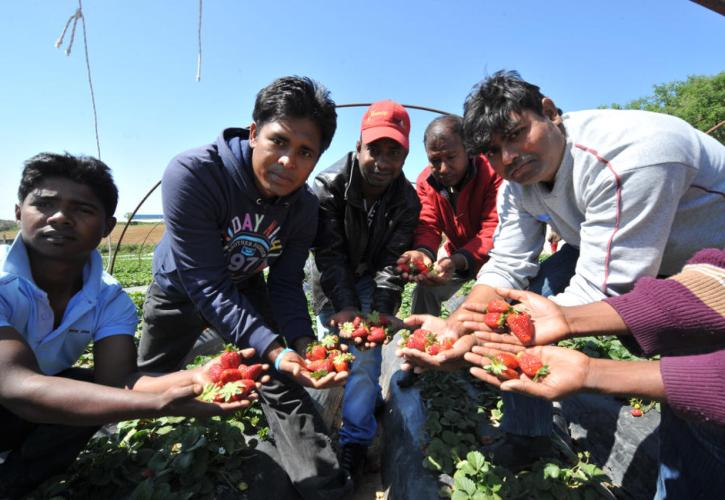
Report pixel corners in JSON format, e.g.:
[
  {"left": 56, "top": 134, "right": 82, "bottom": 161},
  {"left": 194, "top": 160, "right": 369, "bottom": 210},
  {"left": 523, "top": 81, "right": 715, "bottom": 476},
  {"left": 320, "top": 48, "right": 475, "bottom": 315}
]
[
  {"left": 482, "top": 299, "right": 535, "bottom": 344},
  {"left": 484, "top": 351, "right": 549, "bottom": 381},
  {"left": 395, "top": 256, "right": 436, "bottom": 281},
  {"left": 305, "top": 334, "right": 354, "bottom": 379},
  {"left": 200, "top": 349, "right": 264, "bottom": 403},
  {"left": 398, "top": 328, "right": 455, "bottom": 355},
  {"left": 338, "top": 311, "right": 393, "bottom": 347}
]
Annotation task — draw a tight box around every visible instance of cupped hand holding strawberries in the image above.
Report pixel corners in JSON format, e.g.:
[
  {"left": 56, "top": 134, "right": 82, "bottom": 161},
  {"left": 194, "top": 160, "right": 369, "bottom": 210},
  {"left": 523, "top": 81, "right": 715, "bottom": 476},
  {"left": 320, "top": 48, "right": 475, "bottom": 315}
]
[
  {"left": 395, "top": 251, "right": 439, "bottom": 284},
  {"left": 465, "top": 344, "right": 589, "bottom": 401},
  {"left": 335, "top": 310, "right": 401, "bottom": 350},
  {"left": 395, "top": 314, "right": 476, "bottom": 373},
  {"left": 458, "top": 289, "right": 571, "bottom": 346},
  {"left": 274, "top": 337, "right": 349, "bottom": 389}
]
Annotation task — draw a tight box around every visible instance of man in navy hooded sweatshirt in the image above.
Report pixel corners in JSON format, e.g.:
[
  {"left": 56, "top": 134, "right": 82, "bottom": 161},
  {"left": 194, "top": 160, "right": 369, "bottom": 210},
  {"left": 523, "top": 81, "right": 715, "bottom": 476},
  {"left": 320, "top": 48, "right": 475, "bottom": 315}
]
[{"left": 137, "top": 76, "right": 351, "bottom": 499}]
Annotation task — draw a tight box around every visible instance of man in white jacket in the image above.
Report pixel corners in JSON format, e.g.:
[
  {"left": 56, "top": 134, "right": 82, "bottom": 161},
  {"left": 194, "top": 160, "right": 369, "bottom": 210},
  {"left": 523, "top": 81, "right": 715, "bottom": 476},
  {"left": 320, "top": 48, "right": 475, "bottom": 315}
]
[{"left": 398, "top": 69, "right": 725, "bottom": 471}]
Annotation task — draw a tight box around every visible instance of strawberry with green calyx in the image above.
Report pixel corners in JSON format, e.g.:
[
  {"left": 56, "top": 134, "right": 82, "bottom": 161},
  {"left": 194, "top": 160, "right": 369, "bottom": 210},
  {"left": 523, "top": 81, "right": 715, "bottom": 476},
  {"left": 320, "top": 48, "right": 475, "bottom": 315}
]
[
  {"left": 332, "top": 352, "right": 354, "bottom": 372},
  {"left": 484, "top": 312, "right": 508, "bottom": 331},
  {"left": 339, "top": 321, "right": 356, "bottom": 339},
  {"left": 366, "top": 311, "right": 386, "bottom": 327},
  {"left": 321, "top": 334, "right": 340, "bottom": 349},
  {"left": 483, "top": 356, "right": 519, "bottom": 381},
  {"left": 493, "top": 352, "right": 519, "bottom": 370},
  {"left": 220, "top": 348, "right": 241, "bottom": 369},
  {"left": 306, "top": 342, "right": 328, "bottom": 361},
  {"left": 486, "top": 299, "right": 512, "bottom": 314},
  {"left": 400, "top": 328, "right": 437, "bottom": 352},
  {"left": 506, "top": 310, "right": 534, "bottom": 344},
  {"left": 516, "top": 352, "right": 549, "bottom": 380}
]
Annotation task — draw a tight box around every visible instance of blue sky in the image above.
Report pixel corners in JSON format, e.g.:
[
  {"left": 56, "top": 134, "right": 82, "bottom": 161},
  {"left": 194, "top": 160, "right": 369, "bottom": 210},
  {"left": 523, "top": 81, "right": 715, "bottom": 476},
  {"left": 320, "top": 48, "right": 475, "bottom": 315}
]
[{"left": 1, "top": 0, "right": 723, "bottom": 220}]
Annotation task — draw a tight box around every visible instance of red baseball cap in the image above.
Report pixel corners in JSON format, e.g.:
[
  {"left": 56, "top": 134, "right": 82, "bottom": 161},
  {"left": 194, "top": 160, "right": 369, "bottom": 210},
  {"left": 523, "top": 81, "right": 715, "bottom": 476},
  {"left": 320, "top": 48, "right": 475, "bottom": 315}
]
[{"left": 360, "top": 100, "right": 411, "bottom": 150}]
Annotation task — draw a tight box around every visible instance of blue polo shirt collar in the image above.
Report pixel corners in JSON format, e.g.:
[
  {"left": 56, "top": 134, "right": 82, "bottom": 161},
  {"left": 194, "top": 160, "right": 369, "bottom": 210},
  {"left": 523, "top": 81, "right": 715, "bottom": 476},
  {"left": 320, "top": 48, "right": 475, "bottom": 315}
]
[{"left": 3, "top": 235, "right": 102, "bottom": 306}]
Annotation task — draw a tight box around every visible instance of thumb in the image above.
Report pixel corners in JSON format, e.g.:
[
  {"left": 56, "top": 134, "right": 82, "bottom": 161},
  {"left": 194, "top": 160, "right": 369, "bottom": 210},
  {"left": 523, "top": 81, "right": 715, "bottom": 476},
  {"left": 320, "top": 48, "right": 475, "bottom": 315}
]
[{"left": 403, "top": 314, "right": 425, "bottom": 327}]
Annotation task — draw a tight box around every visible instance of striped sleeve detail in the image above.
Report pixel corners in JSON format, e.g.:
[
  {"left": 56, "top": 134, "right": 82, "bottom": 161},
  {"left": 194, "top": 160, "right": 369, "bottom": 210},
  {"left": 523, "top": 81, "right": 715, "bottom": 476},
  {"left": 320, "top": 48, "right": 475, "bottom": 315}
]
[
  {"left": 574, "top": 143, "right": 622, "bottom": 295},
  {"left": 671, "top": 264, "right": 725, "bottom": 317}
]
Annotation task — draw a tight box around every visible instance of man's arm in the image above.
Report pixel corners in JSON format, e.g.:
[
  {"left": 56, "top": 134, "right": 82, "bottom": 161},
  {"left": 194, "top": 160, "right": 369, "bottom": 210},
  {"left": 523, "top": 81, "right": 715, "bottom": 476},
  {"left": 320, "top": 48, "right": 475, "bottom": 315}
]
[
  {"left": 554, "top": 162, "right": 694, "bottom": 306},
  {"left": 0, "top": 327, "right": 249, "bottom": 425},
  {"left": 160, "top": 156, "right": 279, "bottom": 358},
  {"left": 411, "top": 170, "right": 444, "bottom": 261}
]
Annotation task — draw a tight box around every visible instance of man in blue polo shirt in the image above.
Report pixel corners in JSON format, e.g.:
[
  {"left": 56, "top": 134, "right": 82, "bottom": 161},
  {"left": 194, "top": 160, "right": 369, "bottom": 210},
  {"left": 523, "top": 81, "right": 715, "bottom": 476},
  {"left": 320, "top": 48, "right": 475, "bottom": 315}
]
[{"left": 0, "top": 153, "right": 253, "bottom": 498}]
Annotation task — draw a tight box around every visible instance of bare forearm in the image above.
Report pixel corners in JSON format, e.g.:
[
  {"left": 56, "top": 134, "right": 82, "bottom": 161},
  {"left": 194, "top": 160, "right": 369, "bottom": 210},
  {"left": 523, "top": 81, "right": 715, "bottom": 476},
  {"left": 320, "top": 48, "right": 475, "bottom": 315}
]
[
  {"left": 562, "top": 301, "right": 630, "bottom": 338},
  {"left": 1, "top": 370, "right": 170, "bottom": 425},
  {"left": 128, "top": 366, "right": 202, "bottom": 393},
  {"left": 584, "top": 358, "right": 665, "bottom": 400}
]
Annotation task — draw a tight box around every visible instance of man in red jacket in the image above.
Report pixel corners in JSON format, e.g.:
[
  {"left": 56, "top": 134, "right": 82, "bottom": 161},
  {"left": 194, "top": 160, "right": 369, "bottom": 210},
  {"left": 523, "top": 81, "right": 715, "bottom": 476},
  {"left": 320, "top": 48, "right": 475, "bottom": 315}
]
[{"left": 399, "top": 114, "right": 502, "bottom": 316}]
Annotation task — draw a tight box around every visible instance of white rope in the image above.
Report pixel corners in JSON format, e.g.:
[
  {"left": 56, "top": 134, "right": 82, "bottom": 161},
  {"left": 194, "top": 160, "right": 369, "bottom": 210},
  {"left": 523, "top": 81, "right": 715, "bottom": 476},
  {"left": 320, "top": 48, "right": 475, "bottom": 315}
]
[
  {"left": 55, "top": 0, "right": 102, "bottom": 160},
  {"left": 195, "top": 0, "right": 203, "bottom": 81}
]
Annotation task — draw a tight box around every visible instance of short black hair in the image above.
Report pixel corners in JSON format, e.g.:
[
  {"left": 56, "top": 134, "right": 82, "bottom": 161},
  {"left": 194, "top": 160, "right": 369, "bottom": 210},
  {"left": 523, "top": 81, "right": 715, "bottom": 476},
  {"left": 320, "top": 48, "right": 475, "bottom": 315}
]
[
  {"left": 252, "top": 76, "right": 337, "bottom": 153},
  {"left": 463, "top": 70, "right": 546, "bottom": 155},
  {"left": 423, "top": 114, "right": 464, "bottom": 147},
  {"left": 18, "top": 152, "right": 119, "bottom": 216}
]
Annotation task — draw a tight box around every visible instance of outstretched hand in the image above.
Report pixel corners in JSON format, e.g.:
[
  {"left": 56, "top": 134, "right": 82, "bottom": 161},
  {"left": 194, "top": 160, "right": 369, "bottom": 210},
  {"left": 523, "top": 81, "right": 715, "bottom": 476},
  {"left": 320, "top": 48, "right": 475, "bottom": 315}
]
[
  {"left": 465, "top": 344, "right": 591, "bottom": 401},
  {"left": 276, "top": 348, "right": 348, "bottom": 390},
  {"left": 396, "top": 314, "right": 473, "bottom": 373},
  {"left": 159, "top": 383, "right": 255, "bottom": 416}
]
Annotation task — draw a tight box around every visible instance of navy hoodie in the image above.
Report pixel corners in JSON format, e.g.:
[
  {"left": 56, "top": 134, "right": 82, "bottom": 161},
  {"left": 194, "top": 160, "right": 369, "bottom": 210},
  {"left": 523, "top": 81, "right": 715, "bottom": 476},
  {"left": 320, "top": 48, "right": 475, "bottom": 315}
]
[{"left": 152, "top": 128, "right": 318, "bottom": 357}]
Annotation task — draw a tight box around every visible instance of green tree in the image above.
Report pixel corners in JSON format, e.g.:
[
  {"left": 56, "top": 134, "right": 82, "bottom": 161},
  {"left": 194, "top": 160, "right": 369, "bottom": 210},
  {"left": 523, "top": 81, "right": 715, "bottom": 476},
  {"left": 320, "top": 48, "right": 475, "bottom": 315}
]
[{"left": 602, "top": 72, "right": 724, "bottom": 143}]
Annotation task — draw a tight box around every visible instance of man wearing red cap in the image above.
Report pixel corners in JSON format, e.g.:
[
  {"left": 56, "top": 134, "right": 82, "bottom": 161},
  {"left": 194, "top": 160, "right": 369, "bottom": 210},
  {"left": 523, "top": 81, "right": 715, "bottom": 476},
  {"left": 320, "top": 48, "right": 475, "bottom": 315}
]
[{"left": 310, "top": 100, "right": 421, "bottom": 483}]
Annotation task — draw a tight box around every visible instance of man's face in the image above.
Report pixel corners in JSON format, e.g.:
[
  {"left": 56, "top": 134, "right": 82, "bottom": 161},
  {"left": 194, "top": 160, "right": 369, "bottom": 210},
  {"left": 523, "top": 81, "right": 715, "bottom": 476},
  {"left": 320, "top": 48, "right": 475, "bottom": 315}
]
[
  {"left": 484, "top": 98, "right": 565, "bottom": 185},
  {"left": 356, "top": 137, "right": 408, "bottom": 189},
  {"left": 425, "top": 130, "right": 469, "bottom": 188},
  {"left": 249, "top": 117, "right": 322, "bottom": 199},
  {"left": 15, "top": 177, "right": 115, "bottom": 261}
]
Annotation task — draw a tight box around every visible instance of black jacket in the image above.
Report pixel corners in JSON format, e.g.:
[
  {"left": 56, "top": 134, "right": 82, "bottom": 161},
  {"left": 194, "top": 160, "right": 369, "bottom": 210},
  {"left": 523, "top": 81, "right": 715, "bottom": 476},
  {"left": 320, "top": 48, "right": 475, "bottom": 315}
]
[{"left": 310, "top": 152, "right": 421, "bottom": 315}]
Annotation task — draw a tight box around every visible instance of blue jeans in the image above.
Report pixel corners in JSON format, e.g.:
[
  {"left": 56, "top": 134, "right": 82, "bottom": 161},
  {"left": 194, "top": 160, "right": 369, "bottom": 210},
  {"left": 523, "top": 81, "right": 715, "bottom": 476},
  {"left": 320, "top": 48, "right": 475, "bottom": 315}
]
[
  {"left": 317, "top": 275, "right": 382, "bottom": 447},
  {"left": 501, "top": 244, "right": 579, "bottom": 437},
  {"left": 655, "top": 404, "right": 725, "bottom": 499}
]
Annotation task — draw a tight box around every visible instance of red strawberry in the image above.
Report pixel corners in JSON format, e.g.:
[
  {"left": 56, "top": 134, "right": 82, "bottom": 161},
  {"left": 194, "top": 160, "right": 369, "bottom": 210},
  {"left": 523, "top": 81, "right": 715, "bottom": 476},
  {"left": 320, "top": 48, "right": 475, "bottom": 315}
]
[
  {"left": 516, "top": 352, "right": 549, "bottom": 380},
  {"left": 353, "top": 316, "right": 363, "bottom": 328},
  {"left": 238, "top": 363, "right": 263, "bottom": 381},
  {"left": 406, "top": 334, "right": 428, "bottom": 352},
  {"left": 484, "top": 357, "right": 519, "bottom": 380},
  {"left": 486, "top": 299, "right": 511, "bottom": 314},
  {"left": 352, "top": 324, "right": 370, "bottom": 338},
  {"left": 439, "top": 337, "right": 455, "bottom": 351},
  {"left": 493, "top": 352, "right": 519, "bottom": 370},
  {"left": 367, "top": 326, "right": 387, "bottom": 343},
  {"left": 307, "top": 358, "right": 334, "bottom": 373},
  {"left": 506, "top": 311, "right": 534, "bottom": 344},
  {"left": 208, "top": 363, "right": 224, "bottom": 383},
  {"left": 306, "top": 342, "right": 327, "bottom": 361},
  {"left": 484, "top": 312, "right": 507, "bottom": 330},
  {"left": 220, "top": 350, "right": 241, "bottom": 369},
  {"left": 236, "top": 379, "right": 256, "bottom": 400},
  {"left": 396, "top": 262, "right": 411, "bottom": 274},
  {"left": 333, "top": 352, "right": 353, "bottom": 372},
  {"left": 630, "top": 408, "right": 643, "bottom": 417},
  {"left": 220, "top": 368, "right": 243, "bottom": 384},
  {"left": 412, "top": 258, "right": 428, "bottom": 275},
  {"left": 426, "top": 342, "right": 442, "bottom": 355}
]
